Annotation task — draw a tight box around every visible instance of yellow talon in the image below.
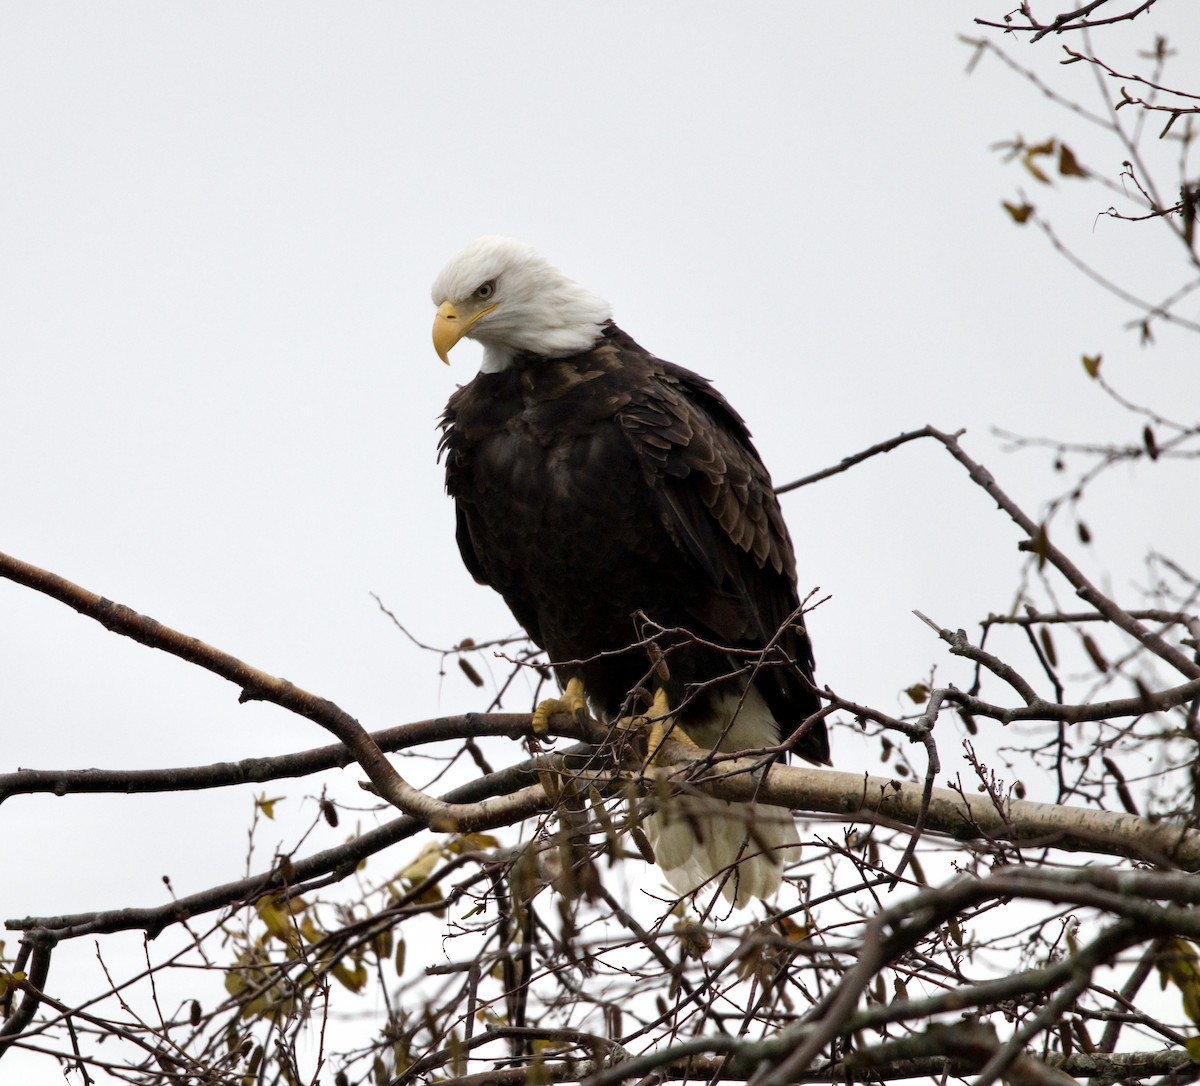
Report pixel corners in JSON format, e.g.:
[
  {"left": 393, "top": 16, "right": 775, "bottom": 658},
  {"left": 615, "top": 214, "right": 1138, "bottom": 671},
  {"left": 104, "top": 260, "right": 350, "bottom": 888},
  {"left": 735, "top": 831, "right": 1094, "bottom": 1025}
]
[
  {"left": 532, "top": 676, "right": 588, "bottom": 734},
  {"left": 637, "top": 688, "right": 699, "bottom": 765}
]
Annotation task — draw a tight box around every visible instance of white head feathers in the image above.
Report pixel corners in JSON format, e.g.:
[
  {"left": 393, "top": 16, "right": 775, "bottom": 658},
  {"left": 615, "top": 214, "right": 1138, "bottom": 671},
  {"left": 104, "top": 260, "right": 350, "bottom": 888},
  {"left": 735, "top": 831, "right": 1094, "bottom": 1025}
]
[{"left": 431, "top": 237, "right": 613, "bottom": 373}]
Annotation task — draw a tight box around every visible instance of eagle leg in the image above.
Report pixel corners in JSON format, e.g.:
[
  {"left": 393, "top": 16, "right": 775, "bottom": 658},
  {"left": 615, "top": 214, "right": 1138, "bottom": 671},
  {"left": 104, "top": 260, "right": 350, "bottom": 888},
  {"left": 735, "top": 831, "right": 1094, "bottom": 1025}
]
[{"left": 531, "top": 675, "right": 588, "bottom": 734}]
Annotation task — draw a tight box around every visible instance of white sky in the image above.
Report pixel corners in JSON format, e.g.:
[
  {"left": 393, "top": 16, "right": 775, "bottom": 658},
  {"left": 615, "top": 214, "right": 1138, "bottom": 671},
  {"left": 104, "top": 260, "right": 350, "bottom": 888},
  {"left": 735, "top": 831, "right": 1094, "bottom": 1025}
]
[{"left": 2, "top": 5, "right": 1199, "bottom": 1082}]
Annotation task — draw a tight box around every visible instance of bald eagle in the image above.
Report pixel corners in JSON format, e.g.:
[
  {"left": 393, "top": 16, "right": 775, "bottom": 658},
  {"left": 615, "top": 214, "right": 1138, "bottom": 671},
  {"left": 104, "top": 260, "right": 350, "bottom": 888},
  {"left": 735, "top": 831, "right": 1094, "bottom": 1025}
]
[{"left": 432, "top": 237, "right": 828, "bottom": 908}]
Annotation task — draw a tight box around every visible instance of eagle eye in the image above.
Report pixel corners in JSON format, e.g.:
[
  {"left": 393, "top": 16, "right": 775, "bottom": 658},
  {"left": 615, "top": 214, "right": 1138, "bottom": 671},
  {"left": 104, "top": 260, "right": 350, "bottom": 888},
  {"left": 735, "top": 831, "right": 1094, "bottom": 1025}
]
[{"left": 475, "top": 280, "right": 496, "bottom": 300}]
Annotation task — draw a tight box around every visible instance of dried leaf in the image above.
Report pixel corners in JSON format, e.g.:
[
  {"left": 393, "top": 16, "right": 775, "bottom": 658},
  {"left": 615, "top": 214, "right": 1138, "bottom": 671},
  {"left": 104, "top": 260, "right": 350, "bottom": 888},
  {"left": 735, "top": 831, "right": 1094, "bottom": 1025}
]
[
  {"left": 1002, "top": 200, "right": 1034, "bottom": 224},
  {"left": 909, "top": 854, "right": 928, "bottom": 887},
  {"left": 1081, "top": 633, "right": 1109, "bottom": 674},
  {"left": 1038, "top": 626, "right": 1058, "bottom": 667},
  {"left": 904, "top": 682, "right": 929, "bottom": 705},
  {"left": 675, "top": 918, "right": 711, "bottom": 960},
  {"left": 1058, "top": 143, "right": 1086, "bottom": 177},
  {"left": 1082, "top": 354, "right": 1102, "bottom": 378},
  {"left": 630, "top": 824, "right": 655, "bottom": 864},
  {"left": 1143, "top": 425, "right": 1160, "bottom": 461},
  {"left": 458, "top": 657, "right": 484, "bottom": 687},
  {"left": 1022, "top": 140, "right": 1055, "bottom": 184},
  {"left": 1031, "top": 522, "right": 1051, "bottom": 571}
]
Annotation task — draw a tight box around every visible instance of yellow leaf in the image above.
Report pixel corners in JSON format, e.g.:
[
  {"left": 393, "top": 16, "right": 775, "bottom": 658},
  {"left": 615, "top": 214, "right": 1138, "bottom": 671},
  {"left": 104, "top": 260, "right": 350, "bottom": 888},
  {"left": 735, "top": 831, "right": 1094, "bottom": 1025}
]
[
  {"left": 447, "top": 832, "right": 500, "bottom": 854},
  {"left": 332, "top": 960, "right": 369, "bottom": 993},
  {"left": 531, "top": 1037, "right": 568, "bottom": 1054},
  {"left": 1082, "top": 354, "right": 1102, "bottom": 378},
  {"left": 240, "top": 992, "right": 269, "bottom": 1020},
  {"left": 1158, "top": 939, "right": 1200, "bottom": 1025},
  {"left": 255, "top": 895, "right": 297, "bottom": 947},
  {"left": 527, "top": 1052, "right": 551, "bottom": 1086},
  {"left": 776, "top": 915, "right": 811, "bottom": 943},
  {"left": 904, "top": 682, "right": 929, "bottom": 705},
  {"left": 412, "top": 884, "right": 446, "bottom": 917},
  {"left": 0, "top": 970, "right": 27, "bottom": 997},
  {"left": 398, "top": 840, "right": 445, "bottom": 886},
  {"left": 255, "top": 794, "right": 285, "bottom": 820},
  {"left": 373, "top": 927, "right": 393, "bottom": 962},
  {"left": 395, "top": 938, "right": 406, "bottom": 976}
]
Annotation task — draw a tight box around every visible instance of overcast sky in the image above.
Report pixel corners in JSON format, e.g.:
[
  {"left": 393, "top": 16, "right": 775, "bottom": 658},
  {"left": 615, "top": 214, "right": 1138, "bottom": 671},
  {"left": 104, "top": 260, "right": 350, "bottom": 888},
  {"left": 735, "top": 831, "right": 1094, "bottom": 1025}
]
[{"left": 3, "top": 6, "right": 1199, "bottom": 1082}]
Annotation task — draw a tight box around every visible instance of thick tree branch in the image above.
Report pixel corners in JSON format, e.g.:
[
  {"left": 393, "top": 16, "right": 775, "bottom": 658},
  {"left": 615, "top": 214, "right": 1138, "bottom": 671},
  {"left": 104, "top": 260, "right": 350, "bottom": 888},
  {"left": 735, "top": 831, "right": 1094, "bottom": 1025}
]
[
  {"left": 5, "top": 756, "right": 553, "bottom": 940},
  {"left": 0, "top": 550, "right": 565, "bottom": 832},
  {"left": 0, "top": 714, "right": 555, "bottom": 804}
]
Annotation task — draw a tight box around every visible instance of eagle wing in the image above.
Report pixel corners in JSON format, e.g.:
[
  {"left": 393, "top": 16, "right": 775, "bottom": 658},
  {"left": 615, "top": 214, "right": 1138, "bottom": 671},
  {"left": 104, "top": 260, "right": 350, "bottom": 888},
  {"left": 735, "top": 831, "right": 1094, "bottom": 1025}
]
[{"left": 615, "top": 353, "right": 827, "bottom": 762}]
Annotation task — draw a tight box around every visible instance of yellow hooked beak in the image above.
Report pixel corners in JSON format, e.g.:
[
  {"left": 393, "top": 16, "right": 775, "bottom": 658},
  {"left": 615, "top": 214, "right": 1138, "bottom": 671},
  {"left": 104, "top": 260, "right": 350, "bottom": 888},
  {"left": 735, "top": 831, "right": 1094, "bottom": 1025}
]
[{"left": 432, "top": 300, "right": 498, "bottom": 364}]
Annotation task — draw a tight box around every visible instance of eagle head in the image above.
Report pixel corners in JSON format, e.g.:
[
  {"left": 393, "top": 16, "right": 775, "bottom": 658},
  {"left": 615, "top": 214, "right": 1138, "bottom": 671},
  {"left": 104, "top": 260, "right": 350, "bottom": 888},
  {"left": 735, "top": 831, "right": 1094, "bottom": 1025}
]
[{"left": 431, "top": 237, "right": 612, "bottom": 373}]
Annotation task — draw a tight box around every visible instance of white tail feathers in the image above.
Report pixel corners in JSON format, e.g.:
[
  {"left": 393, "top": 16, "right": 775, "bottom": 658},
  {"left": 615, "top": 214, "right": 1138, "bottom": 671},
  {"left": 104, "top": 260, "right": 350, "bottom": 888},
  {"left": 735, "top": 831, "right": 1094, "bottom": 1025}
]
[
  {"left": 641, "top": 683, "right": 802, "bottom": 908},
  {"left": 645, "top": 797, "right": 801, "bottom": 909}
]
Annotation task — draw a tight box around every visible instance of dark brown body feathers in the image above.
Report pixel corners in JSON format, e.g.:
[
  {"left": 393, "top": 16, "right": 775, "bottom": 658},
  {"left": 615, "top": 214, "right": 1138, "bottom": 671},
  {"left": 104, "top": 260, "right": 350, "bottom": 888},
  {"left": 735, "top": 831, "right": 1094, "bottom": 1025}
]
[{"left": 439, "top": 323, "right": 828, "bottom": 765}]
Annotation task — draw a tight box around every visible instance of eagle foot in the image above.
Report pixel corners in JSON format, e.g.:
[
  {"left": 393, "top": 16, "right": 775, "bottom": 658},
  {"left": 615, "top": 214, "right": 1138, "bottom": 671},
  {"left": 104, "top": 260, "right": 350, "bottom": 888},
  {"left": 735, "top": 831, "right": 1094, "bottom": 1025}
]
[
  {"left": 531, "top": 676, "right": 588, "bottom": 734},
  {"left": 634, "top": 688, "right": 698, "bottom": 766}
]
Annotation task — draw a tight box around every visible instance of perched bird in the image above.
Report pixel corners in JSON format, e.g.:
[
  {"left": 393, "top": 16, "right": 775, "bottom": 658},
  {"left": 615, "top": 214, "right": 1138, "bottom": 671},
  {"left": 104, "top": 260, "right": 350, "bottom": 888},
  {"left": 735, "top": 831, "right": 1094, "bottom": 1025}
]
[{"left": 432, "top": 237, "right": 828, "bottom": 907}]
